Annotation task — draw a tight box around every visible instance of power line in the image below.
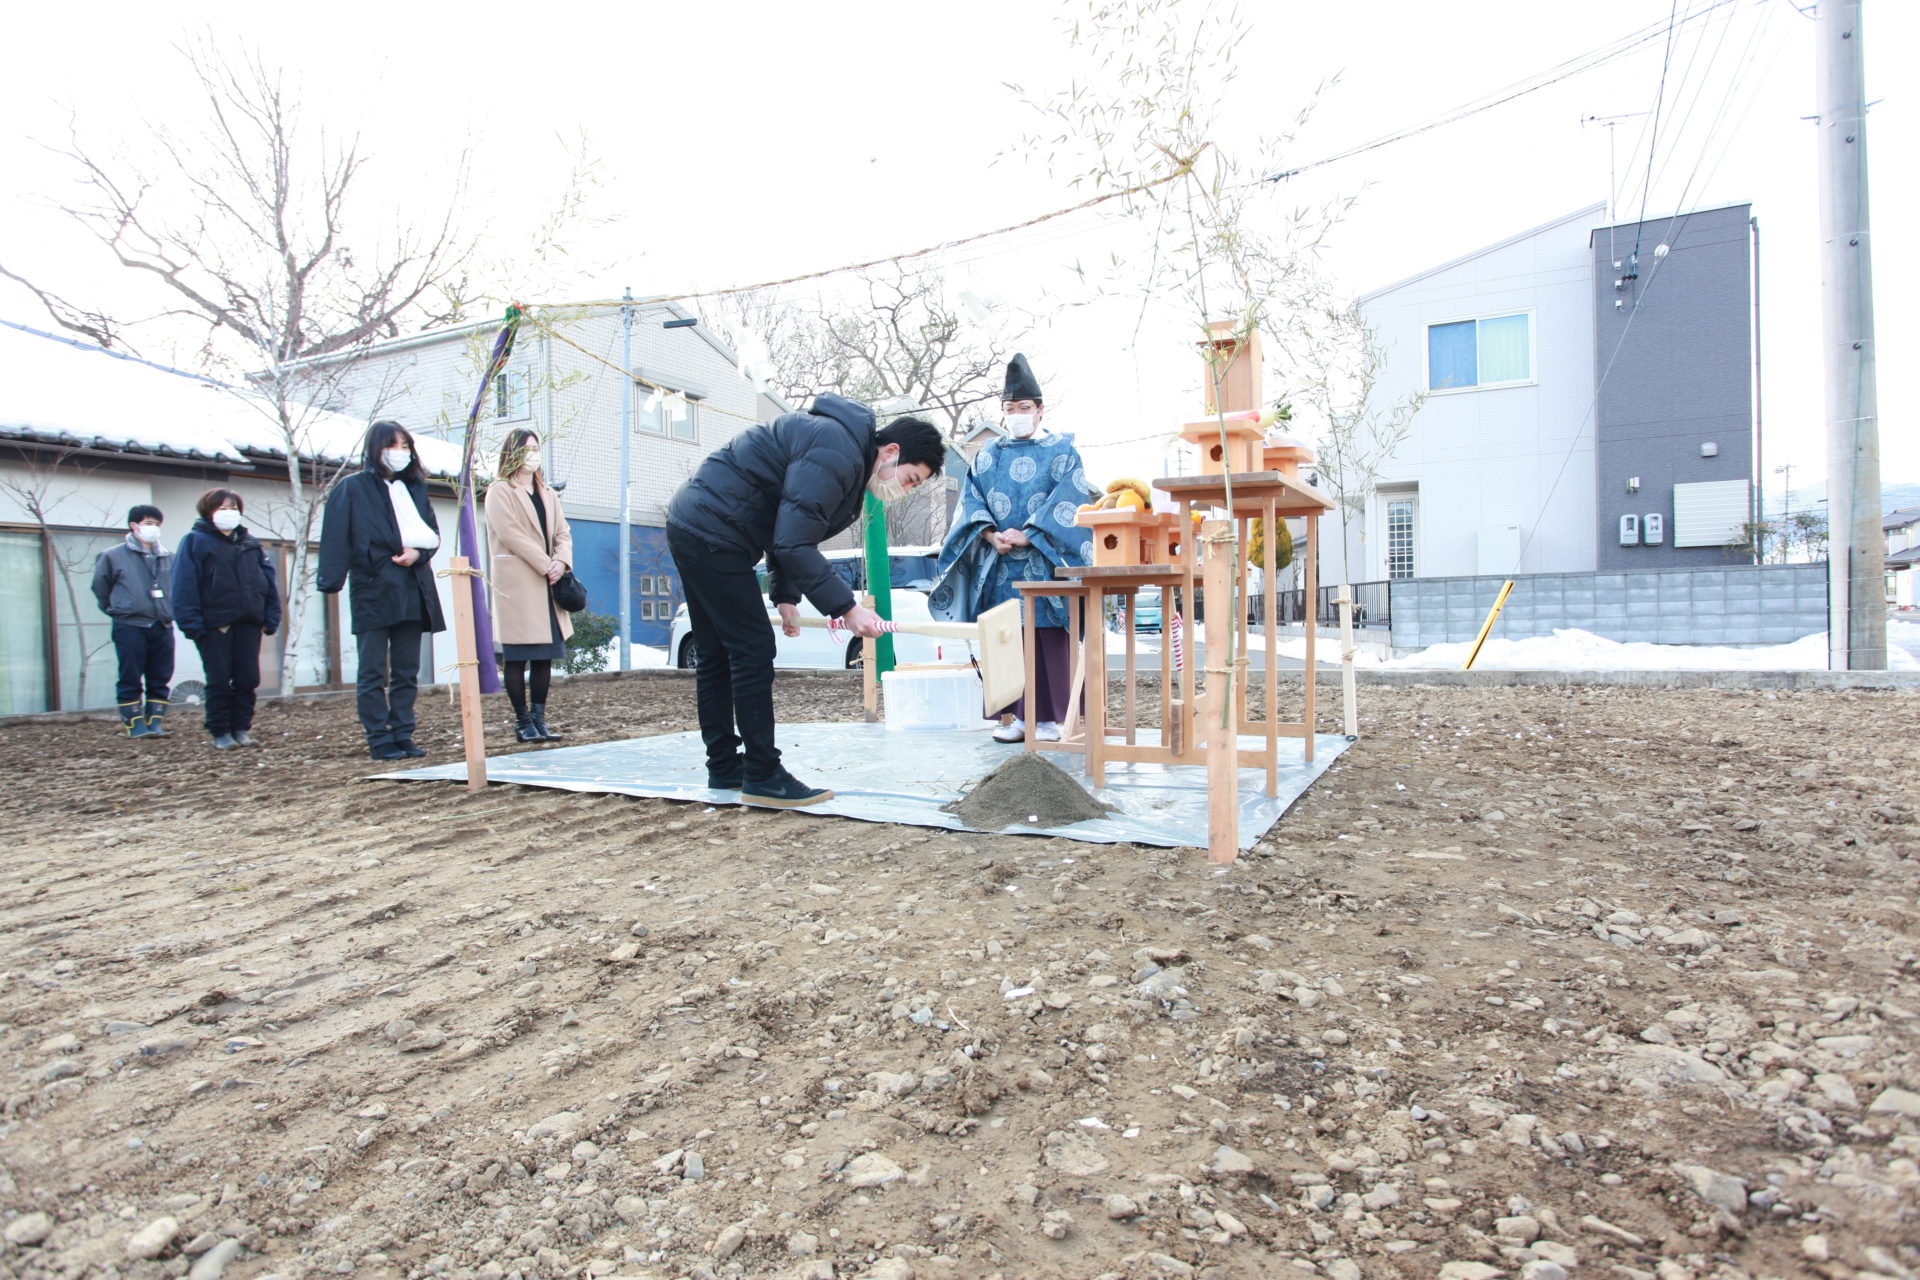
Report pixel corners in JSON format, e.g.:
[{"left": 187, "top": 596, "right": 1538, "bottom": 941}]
[
  {"left": 1632, "top": 0, "right": 1686, "bottom": 265},
  {"left": 1508, "top": 0, "right": 1776, "bottom": 575},
  {"left": 1264, "top": 0, "right": 1748, "bottom": 184}
]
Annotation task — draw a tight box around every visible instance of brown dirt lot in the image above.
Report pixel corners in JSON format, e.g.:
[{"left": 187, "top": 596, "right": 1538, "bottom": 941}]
[{"left": 1, "top": 673, "right": 1916, "bottom": 1280}]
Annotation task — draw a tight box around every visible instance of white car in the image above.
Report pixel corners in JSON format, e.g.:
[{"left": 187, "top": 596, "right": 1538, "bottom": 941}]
[{"left": 668, "top": 583, "right": 962, "bottom": 671}]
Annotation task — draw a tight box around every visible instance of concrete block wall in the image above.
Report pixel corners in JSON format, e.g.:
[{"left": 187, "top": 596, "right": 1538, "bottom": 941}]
[{"left": 1388, "top": 562, "right": 1827, "bottom": 649}]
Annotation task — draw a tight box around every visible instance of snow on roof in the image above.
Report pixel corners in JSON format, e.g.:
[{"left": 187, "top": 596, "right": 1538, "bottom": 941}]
[{"left": 0, "top": 320, "right": 464, "bottom": 477}]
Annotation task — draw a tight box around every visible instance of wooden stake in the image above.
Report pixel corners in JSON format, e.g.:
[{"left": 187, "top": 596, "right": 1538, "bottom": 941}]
[
  {"left": 1202, "top": 523, "right": 1238, "bottom": 864},
  {"left": 448, "top": 556, "right": 488, "bottom": 792},
  {"left": 860, "top": 592, "right": 878, "bottom": 723}
]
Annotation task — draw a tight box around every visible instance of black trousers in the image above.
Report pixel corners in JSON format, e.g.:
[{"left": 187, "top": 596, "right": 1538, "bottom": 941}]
[
  {"left": 355, "top": 622, "right": 426, "bottom": 748},
  {"left": 195, "top": 624, "right": 262, "bottom": 735},
  {"left": 667, "top": 525, "right": 782, "bottom": 782},
  {"left": 112, "top": 621, "right": 175, "bottom": 705}
]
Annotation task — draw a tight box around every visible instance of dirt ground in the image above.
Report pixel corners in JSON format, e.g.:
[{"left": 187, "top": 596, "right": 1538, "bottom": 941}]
[{"left": 1, "top": 672, "right": 1916, "bottom": 1280}]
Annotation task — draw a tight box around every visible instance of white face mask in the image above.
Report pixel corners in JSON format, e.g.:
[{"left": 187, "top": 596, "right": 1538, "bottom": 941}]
[
  {"left": 867, "top": 470, "right": 910, "bottom": 504},
  {"left": 382, "top": 447, "right": 414, "bottom": 474},
  {"left": 133, "top": 523, "right": 162, "bottom": 544},
  {"left": 522, "top": 449, "right": 542, "bottom": 472},
  {"left": 1004, "top": 413, "right": 1038, "bottom": 439},
  {"left": 212, "top": 509, "right": 242, "bottom": 532}
]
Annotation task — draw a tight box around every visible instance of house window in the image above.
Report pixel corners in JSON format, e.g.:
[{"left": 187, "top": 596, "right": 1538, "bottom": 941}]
[
  {"left": 1385, "top": 496, "right": 1417, "bottom": 579},
  {"left": 639, "top": 576, "right": 653, "bottom": 596},
  {"left": 636, "top": 390, "right": 699, "bottom": 442},
  {"left": 494, "top": 370, "right": 530, "bottom": 421},
  {"left": 1428, "top": 313, "right": 1531, "bottom": 390},
  {"left": 640, "top": 601, "right": 656, "bottom": 621}
]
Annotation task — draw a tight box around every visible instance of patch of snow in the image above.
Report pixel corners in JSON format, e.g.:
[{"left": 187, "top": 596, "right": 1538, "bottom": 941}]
[
  {"left": 1, "top": 322, "right": 465, "bottom": 476},
  {"left": 1384, "top": 628, "right": 1920, "bottom": 672}
]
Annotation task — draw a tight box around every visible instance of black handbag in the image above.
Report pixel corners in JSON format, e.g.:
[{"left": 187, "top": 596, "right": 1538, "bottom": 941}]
[{"left": 550, "top": 571, "right": 587, "bottom": 613}]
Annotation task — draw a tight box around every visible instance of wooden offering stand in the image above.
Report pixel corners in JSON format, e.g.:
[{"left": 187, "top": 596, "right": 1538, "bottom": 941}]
[{"left": 1013, "top": 320, "right": 1337, "bottom": 862}]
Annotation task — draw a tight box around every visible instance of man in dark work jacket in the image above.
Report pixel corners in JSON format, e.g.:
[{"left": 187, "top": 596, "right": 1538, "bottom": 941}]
[{"left": 666, "top": 395, "right": 945, "bottom": 808}]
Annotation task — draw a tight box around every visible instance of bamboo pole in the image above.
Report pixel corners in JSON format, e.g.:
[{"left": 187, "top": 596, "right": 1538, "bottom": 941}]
[
  {"left": 1302, "top": 512, "right": 1317, "bottom": 763},
  {"left": 447, "top": 556, "right": 488, "bottom": 792},
  {"left": 1337, "top": 584, "right": 1359, "bottom": 738},
  {"left": 1462, "top": 580, "right": 1516, "bottom": 671},
  {"left": 1261, "top": 497, "right": 1278, "bottom": 798}
]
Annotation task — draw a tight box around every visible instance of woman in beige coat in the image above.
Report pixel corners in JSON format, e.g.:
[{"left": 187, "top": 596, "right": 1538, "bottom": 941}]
[{"left": 485, "top": 428, "right": 574, "bottom": 742}]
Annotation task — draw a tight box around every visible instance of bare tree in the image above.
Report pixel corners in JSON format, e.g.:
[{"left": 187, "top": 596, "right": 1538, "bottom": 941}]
[
  {"left": 712, "top": 266, "right": 1022, "bottom": 546},
  {"left": 716, "top": 265, "right": 1020, "bottom": 436},
  {"left": 0, "top": 41, "right": 478, "bottom": 693},
  {"left": 1284, "top": 298, "right": 1425, "bottom": 582},
  {"left": 1012, "top": 0, "right": 1351, "bottom": 733},
  {"left": 0, "top": 447, "right": 118, "bottom": 710}
]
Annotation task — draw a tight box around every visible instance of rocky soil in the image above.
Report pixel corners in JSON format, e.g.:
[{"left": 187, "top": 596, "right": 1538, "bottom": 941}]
[{"left": 1, "top": 672, "right": 1916, "bottom": 1280}]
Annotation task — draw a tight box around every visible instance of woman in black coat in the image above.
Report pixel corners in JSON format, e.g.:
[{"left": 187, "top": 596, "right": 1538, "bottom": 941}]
[
  {"left": 171, "top": 488, "right": 282, "bottom": 750},
  {"left": 318, "top": 421, "right": 447, "bottom": 761}
]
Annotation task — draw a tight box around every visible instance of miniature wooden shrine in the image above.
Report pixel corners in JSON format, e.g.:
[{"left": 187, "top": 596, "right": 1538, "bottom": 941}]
[
  {"left": 1077, "top": 508, "right": 1185, "bottom": 567},
  {"left": 1016, "top": 321, "right": 1338, "bottom": 863}
]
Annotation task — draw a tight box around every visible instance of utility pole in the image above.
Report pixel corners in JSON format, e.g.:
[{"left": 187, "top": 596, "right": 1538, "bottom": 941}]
[
  {"left": 1818, "top": 0, "right": 1884, "bottom": 669},
  {"left": 1749, "top": 215, "right": 1763, "bottom": 567},
  {"left": 618, "top": 288, "right": 634, "bottom": 672}
]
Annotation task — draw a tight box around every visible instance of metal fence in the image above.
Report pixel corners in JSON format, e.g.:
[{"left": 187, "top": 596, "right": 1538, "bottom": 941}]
[{"left": 1249, "top": 580, "right": 1391, "bottom": 629}]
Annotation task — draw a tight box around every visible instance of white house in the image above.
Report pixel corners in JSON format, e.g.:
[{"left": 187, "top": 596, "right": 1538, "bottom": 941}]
[
  {"left": 1326, "top": 201, "right": 1758, "bottom": 588},
  {"left": 309, "top": 303, "right": 781, "bottom": 646},
  {"left": 1326, "top": 203, "right": 1605, "bottom": 585},
  {"left": 0, "top": 320, "right": 464, "bottom": 714},
  {"left": 1887, "top": 506, "right": 1919, "bottom": 610}
]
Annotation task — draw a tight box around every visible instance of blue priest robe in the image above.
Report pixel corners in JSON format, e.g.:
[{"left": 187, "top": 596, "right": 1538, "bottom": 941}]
[{"left": 930, "top": 431, "right": 1094, "bottom": 630}]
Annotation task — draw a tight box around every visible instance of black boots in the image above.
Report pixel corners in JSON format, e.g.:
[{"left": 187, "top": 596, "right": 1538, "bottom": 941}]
[{"left": 509, "top": 704, "right": 560, "bottom": 743}]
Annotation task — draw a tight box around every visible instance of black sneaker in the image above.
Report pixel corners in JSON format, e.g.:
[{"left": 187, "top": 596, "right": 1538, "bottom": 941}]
[
  {"left": 394, "top": 739, "right": 427, "bottom": 758},
  {"left": 368, "top": 744, "right": 409, "bottom": 762},
  {"left": 706, "top": 756, "right": 745, "bottom": 790},
  {"left": 740, "top": 771, "right": 833, "bottom": 808}
]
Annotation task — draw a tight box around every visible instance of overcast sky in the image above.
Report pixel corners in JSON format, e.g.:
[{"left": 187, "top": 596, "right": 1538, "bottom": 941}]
[{"left": 3, "top": 0, "right": 1911, "bottom": 505}]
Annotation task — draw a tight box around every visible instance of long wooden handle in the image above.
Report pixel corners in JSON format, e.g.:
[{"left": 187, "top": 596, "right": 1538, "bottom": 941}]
[{"left": 770, "top": 613, "right": 983, "bottom": 642}]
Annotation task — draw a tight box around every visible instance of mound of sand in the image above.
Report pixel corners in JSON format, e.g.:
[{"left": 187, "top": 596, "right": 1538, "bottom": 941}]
[{"left": 943, "top": 751, "right": 1112, "bottom": 830}]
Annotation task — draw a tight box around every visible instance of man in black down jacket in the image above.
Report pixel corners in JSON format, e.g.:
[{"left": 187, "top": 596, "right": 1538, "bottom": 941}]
[{"left": 666, "top": 395, "right": 945, "bottom": 807}]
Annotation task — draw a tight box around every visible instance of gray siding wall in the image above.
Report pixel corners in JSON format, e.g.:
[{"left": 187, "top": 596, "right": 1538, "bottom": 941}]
[
  {"left": 1390, "top": 563, "right": 1827, "bottom": 649},
  {"left": 1591, "top": 204, "right": 1754, "bottom": 570}
]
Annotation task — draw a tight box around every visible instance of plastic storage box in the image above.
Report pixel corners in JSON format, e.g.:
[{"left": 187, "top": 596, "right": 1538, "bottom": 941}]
[{"left": 882, "top": 667, "right": 984, "bottom": 732}]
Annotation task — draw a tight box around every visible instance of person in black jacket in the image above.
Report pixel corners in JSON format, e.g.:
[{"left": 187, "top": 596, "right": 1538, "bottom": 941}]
[
  {"left": 318, "top": 421, "right": 448, "bottom": 762},
  {"left": 91, "top": 503, "right": 175, "bottom": 739},
  {"left": 666, "top": 396, "right": 945, "bottom": 808},
  {"left": 171, "top": 489, "right": 281, "bottom": 750}
]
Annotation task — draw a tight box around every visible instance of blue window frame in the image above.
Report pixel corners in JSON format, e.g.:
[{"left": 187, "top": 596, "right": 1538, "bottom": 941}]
[{"left": 1428, "top": 313, "right": 1531, "bottom": 390}]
